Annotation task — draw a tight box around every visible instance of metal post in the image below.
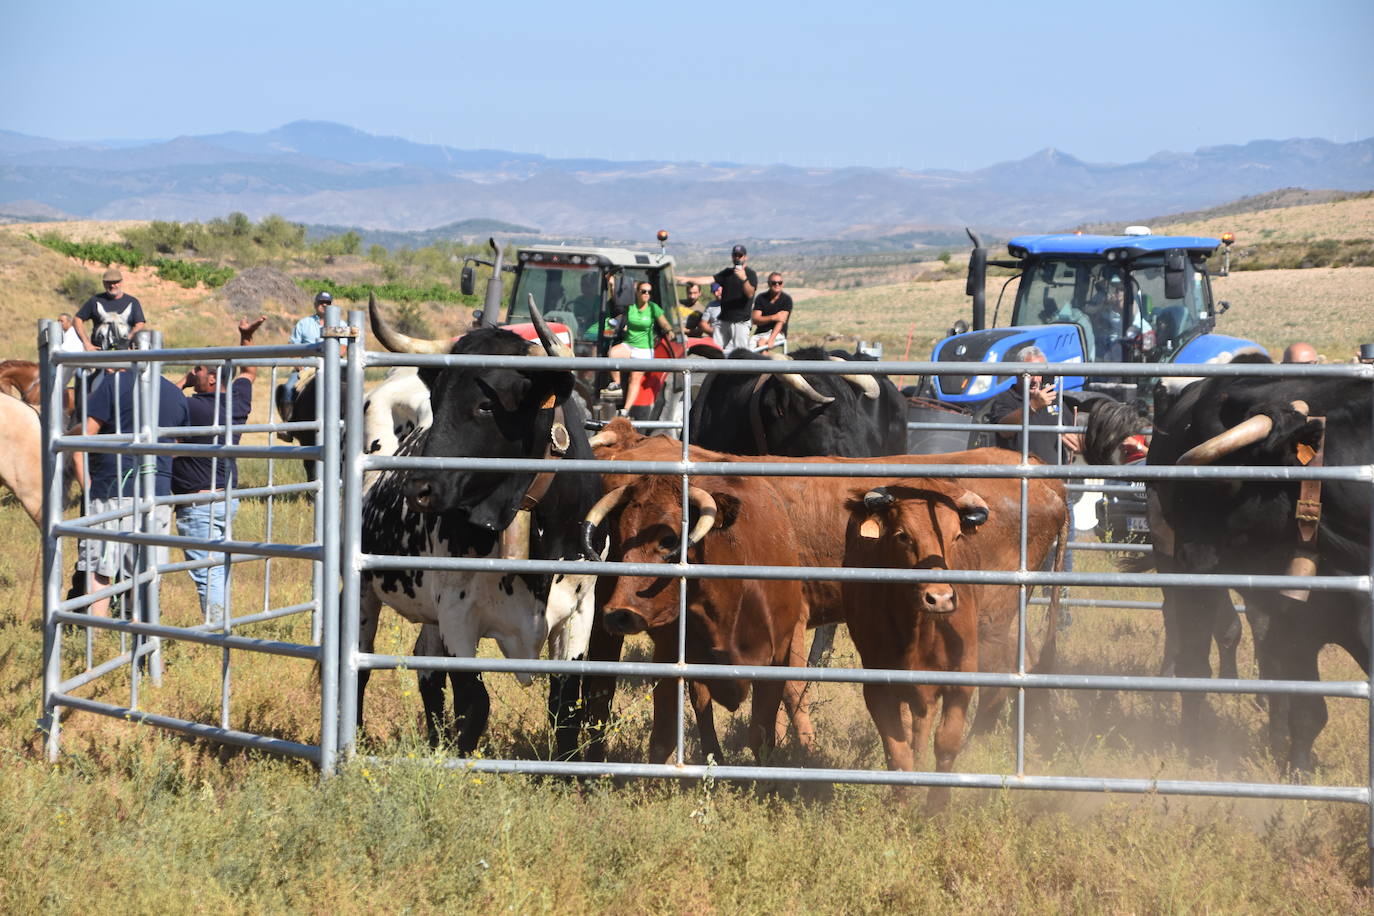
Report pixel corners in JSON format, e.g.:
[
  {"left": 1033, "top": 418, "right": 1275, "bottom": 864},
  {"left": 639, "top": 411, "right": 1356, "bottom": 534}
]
[
  {"left": 338, "top": 310, "right": 366, "bottom": 758},
  {"left": 38, "top": 320, "right": 65, "bottom": 761},
  {"left": 1366, "top": 372, "right": 1374, "bottom": 878},
  {"left": 675, "top": 363, "right": 692, "bottom": 766},
  {"left": 144, "top": 330, "right": 166, "bottom": 686},
  {"left": 317, "top": 305, "right": 343, "bottom": 772}
]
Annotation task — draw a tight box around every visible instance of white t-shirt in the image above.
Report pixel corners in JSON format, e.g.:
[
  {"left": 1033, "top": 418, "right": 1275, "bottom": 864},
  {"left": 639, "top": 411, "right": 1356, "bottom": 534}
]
[{"left": 59, "top": 326, "right": 83, "bottom": 353}]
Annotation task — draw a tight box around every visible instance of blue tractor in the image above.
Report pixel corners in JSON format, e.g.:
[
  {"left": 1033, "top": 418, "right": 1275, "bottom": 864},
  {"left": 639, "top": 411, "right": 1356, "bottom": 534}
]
[{"left": 910, "top": 227, "right": 1265, "bottom": 536}]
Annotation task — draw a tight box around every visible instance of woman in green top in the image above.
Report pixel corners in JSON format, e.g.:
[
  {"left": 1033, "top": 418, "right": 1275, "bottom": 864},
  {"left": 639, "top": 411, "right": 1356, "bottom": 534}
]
[{"left": 611, "top": 282, "right": 673, "bottom": 414}]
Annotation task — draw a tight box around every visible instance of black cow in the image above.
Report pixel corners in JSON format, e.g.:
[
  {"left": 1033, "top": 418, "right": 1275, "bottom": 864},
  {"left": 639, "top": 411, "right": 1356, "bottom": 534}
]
[
  {"left": 357, "top": 306, "right": 602, "bottom": 758},
  {"left": 689, "top": 346, "right": 906, "bottom": 458},
  {"left": 1146, "top": 375, "right": 1372, "bottom": 772}
]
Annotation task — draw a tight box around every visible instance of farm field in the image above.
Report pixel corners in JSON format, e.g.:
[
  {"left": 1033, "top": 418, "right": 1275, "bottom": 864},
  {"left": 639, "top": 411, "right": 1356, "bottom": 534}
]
[{"left": 1, "top": 204, "right": 1373, "bottom": 909}]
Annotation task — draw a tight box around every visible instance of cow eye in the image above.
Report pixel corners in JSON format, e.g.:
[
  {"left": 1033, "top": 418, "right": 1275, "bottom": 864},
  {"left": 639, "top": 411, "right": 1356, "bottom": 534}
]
[
  {"left": 475, "top": 400, "right": 494, "bottom": 417},
  {"left": 660, "top": 534, "right": 680, "bottom": 554},
  {"left": 895, "top": 529, "right": 910, "bottom": 543}
]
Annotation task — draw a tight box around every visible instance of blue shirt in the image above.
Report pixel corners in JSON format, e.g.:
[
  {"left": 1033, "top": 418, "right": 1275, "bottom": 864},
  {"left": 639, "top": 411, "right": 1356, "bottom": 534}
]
[
  {"left": 290, "top": 315, "right": 324, "bottom": 346},
  {"left": 85, "top": 370, "right": 191, "bottom": 499}
]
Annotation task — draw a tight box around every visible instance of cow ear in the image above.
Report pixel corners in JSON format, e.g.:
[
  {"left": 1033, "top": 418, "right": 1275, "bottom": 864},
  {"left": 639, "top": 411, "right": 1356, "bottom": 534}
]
[
  {"left": 418, "top": 366, "right": 441, "bottom": 393},
  {"left": 530, "top": 370, "right": 575, "bottom": 409},
  {"left": 710, "top": 492, "right": 742, "bottom": 530}
]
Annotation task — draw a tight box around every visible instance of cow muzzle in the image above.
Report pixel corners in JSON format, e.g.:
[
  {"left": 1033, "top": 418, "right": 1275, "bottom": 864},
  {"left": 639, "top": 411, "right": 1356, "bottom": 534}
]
[
  {"left": 603, "top": 606, "right": 650, "bottom": 636},
  {"left": 918, "top": 584, "right": 957, "bottom": 615},
  {"left": 404, "top": 478, "right": 437, "bottom": 513}
]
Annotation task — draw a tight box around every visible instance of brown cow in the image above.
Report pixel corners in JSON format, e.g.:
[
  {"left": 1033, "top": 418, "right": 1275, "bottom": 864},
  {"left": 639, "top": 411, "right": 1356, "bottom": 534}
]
[
  {"left": 582, "top": 419, "right": 1067, "bottom": 761},
  {"left": 583, "top": 469, "right": 807, "bottom": 764},
  {"left": 843, "top": 481, "right": 1065, "bottom": 809}
]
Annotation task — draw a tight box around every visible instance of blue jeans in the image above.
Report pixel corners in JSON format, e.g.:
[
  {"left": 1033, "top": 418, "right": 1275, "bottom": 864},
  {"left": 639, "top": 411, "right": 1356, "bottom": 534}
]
[{"left": 176, "top": 498, "right": 239, "bottom": 625}]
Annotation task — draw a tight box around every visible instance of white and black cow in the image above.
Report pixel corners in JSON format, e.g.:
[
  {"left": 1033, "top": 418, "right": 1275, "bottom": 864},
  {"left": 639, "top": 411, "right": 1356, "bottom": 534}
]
[{"left": 358, "top": 302, "right": 601, "bottom": 757}]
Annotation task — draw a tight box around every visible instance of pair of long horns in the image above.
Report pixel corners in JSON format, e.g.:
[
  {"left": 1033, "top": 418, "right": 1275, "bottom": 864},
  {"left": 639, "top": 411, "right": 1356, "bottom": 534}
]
[
  {"left": 367, "top": 291, "right": 572, "bottom": 359},
  {"left": 1177, "top": 400, "right": 1310, "bottom": 465},
  {"left": 761, "top": 352, "right": 833, "bottom": 405},
  {"left": 581, "top": 485, "right": 718, "bottom": 559}
]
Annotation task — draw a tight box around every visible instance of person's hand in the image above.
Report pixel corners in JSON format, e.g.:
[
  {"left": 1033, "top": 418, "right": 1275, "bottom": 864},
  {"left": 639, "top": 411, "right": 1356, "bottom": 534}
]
[
  {"left": 240, "top": 315, "right": 266, "bottom": 338},
  {"left": 1030, "top": 381, "right": 1057, "bottom": 410},
  {"left": 84, "top": 341, "right": 98, "bottom": 352},
  {"left": 1061, "top": 432, "right": 1082, "bottom": 455}
]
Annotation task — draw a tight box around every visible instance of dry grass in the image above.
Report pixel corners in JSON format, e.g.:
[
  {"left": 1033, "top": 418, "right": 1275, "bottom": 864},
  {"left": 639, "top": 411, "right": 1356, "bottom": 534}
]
[{"left": 1159, "top": 195, "right": 1374, "bottom": 244}]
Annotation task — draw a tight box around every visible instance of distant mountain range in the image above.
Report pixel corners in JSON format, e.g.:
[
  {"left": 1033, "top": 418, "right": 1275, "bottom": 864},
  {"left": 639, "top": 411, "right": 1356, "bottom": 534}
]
[{"left": 2, "top": 120, "right": 1371, "bottom": 243}]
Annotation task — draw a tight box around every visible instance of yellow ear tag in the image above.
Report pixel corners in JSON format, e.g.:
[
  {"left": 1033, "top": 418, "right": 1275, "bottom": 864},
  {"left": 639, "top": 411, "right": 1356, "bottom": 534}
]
[
  {"left": 859, "top": 518, "right": 881, "bottom": 539},
  {"left": 1295, "top": 443, "right": 1315, "bottom": 466},
  {"left": 539, "top": 392, "right": 557, "bottom": 409}
]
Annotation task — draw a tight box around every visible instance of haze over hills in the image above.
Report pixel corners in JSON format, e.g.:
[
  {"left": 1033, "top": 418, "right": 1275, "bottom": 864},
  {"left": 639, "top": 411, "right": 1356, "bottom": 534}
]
[{"left": 1, "top": 120, "right": 1370, "bottom": 242}]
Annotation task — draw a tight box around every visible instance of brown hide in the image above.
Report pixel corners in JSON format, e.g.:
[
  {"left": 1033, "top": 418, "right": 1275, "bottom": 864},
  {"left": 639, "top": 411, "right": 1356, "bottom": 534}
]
[
  {"left": 841, "top": 485, "right": 983, "bottom": 809},
  {"left": 598, "top": 471, "right": 806, "bottom": 764},
  {"left": 588, "top": 418, "right": 1068, "bottom": 752},
  {"left": 0, "top": 359, "right": 74, "bottom": 416}
]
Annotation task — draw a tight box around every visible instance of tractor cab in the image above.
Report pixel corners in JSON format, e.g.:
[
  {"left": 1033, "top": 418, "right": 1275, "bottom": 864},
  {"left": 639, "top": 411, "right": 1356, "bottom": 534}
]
[
  {"left": 463, "top": 237, "right": 721, "bottom": 420},
  {"left": 925, "top": 228, "right": 1261, "bottom": 415}
]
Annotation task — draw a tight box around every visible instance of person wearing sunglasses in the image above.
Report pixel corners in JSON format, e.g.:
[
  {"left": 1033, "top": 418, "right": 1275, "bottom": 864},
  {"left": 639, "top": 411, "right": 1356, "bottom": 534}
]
[
  {"left": 751, "top": 272, "right": 792, "bottom": 353},
  {"left": 609, "top": 282, "right": 672, "bottom": 415}
]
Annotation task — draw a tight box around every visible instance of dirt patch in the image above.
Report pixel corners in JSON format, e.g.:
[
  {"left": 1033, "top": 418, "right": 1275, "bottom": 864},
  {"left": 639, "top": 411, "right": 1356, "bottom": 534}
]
[{"left": 217, "top": 266, "right": 310, "bottom": 317}]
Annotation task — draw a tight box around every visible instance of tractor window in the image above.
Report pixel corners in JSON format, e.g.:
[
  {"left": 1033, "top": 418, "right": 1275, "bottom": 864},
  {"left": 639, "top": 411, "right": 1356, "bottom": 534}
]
[
  {"left": 1127, "top": 262, "right": 1206, "bottom": 357},
  {"left": 509, "top": 266, "right": 601, "bottom": 339}
]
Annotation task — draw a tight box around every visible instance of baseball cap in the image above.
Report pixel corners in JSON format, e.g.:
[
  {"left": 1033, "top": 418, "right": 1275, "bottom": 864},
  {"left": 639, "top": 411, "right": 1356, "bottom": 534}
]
[
  {"left": 102, "top": 267, "right": 123, "bottom": 283},
  {"left": 731, "top": 244, "right": 747, "bottom": 258},
  {"left": 314, "top": 291, "right": 333, "bottom": 305}
]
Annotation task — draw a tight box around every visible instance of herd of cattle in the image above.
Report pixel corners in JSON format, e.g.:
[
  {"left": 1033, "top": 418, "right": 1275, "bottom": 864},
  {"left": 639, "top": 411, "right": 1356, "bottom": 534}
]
[{"left": 0, "top": 310, "right": 1369, "bottom": 789}]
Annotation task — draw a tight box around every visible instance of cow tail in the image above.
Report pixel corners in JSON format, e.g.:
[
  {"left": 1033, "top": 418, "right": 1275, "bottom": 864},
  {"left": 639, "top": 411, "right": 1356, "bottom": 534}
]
[{"left": 1033, "top": 514, "right": 1070, "bottom": 675}]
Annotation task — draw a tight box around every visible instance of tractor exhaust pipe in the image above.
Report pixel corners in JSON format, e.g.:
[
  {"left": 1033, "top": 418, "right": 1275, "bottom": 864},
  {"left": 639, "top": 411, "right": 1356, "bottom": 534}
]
[
  {"left": 965, "top": 227, "right": 988, "bottom": 331},
  {"left": 482, "top": 237, "right": 504, "bottom": 328}
]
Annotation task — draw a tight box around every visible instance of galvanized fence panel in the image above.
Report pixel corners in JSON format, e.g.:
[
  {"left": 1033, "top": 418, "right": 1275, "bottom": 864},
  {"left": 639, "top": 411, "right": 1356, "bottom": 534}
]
[{"left": 37, "top": 308, "right": 355, "bottom": 769}]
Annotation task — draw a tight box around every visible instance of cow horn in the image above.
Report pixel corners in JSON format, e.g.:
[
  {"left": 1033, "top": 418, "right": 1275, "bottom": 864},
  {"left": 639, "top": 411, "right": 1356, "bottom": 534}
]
[
  {"left": 588, "top": 428, "right": 619, "bottom": 450},
  {"left": 581, "top": 485, "right": 630, "bottom": 558},
  {"left": 527, "top": 293, "right": 574, "bottom": 358},
  {"left": 1178, "top": 414, "right": 1273, "bottom": 465},
  {"left": 1179, "top": 398, "right": 1312, "bottom": 465},
  {"left": 369, "top": 293, "right": 452, "bottom": 354},
  {"left": 686, "top": 487, "right": 718, "bottom": 546},
  {"left": 863, "top": 488, "right": 895, "bottom": 511},
  {"left": 762, "top": 354, "right": 833, "bottom": 405},
  {"left": 828, "top": 356, "right": 880, "bottom": 399}
]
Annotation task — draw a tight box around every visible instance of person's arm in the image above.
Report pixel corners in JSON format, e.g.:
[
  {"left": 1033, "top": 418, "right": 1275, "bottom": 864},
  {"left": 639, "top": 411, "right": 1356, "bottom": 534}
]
[
  {"left": 71, "top": 415, "right": 101, "bottom": 489},
  {"left": 237, "top": 316, "right": 266, "bottom": 381},
  {"left": 739, "top": 268, "right": 756, "bottom": 300},
  {"left": 676, "top": 273, "right": 714, "bottom": 287}
]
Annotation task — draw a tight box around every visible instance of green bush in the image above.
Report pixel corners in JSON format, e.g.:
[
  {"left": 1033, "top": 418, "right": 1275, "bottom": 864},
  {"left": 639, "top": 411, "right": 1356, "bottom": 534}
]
[{"left": 56, "top": 270, "right": 101, "bottom": 303}]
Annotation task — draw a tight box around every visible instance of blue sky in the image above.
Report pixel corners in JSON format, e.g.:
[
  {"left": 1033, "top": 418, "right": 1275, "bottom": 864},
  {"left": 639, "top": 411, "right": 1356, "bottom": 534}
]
[{"left": 3, "top": 0, "right": 1370, "bottom": 170}]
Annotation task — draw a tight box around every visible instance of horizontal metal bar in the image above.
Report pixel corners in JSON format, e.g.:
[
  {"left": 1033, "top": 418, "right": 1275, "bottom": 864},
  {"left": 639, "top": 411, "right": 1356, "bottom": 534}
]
[
  {"left": 54, "top": 694, "right": 320, "bottom": 762},
  {"left": 52, "top": 343, "right": 321, "bottom": 364},
  {"left": 356, "top": 653, "right": 1369, "bottom": 699},
  {"left": 180, "top": 601, "right": 318, "bottom": 633},
  {"left": 359, "top": 553, "right": 1370, "bottom": 593},
  {"left": 1070, "top": 541, "right": 1152, "bottom": 553},
  {"left": 57, "top": 645, "right": 149, "bottom": 693},
  {"left": 55, "top": 438, "right": 322, "bottom": 461},
  {"left": 52, "top": 611, "right": 321, "bottom": 659},
  {"left": 364, "top": 352, "right": 1374, "bottom": 381},
  {"left": 363, "top": 454, "right": 1372, "bottom": 483},
  {"left": 1068, "top": 483, "right": 1143, "bottom": 495},
  {"left": 359, "top": 756, "right": 1367, "bottom": 805},
  {"left": 49, "top": 525, "right": 323, "bottom": 562}
]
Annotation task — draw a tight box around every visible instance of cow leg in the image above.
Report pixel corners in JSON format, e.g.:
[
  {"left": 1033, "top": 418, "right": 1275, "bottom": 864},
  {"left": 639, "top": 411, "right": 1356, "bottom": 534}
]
[
  {"left": 748, "top": 676, "right": 785, "bottom": 764},
  {"left": 863, "top": 684, "right": 915, "bottom": 773},
  {"left": 355, "top": 589, "right": 383, "bottom": 736},
  {"left": 1212, "top": 594, "right": 1243, "bottom": 681},
  {"left": 1172, "top": 586, "right": 1218, "bottom": 758},
  {"left": 580, "top": 617, "right": 623, "bottom": 764},
  {"left": 450, "top": 673, "right": 490, "bottom": 755},
  {"left": 928, "top": 685, "right": 972, "bottom": 813},
  {"left": 547, "top": 671, "right": 584, "bottom": 762},
  {"left": 690, "top": 680, "right": 725, "bottom": 764},
  {"left": 412, "top": 624, "right": 453, "bottom": 749},
  {"left": 778, "top": 618, "right": 817, "bottom": 754}
]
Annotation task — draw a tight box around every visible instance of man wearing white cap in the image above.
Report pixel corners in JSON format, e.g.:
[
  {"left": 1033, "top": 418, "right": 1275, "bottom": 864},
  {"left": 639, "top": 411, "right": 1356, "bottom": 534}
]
[{"left": 74, "top": 266, "right": 147, "bottom": 352}]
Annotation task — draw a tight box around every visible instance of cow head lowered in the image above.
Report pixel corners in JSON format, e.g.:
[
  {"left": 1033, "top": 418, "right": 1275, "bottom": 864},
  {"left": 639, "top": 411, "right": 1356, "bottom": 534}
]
[
  {"left": 370, "top": 298, "right": 575, "bottom": 532},
  {"left": 844, "top": 482, "right": 990, "bottom": 615},
  {"left": 581, "top": 474, "right": 740, "bottom": 637}
]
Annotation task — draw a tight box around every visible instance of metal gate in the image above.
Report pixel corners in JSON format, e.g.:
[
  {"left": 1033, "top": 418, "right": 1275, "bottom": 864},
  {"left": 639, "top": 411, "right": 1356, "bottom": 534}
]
[{"left": 39, "top": 307, "right": 1374, "bottom": 867}]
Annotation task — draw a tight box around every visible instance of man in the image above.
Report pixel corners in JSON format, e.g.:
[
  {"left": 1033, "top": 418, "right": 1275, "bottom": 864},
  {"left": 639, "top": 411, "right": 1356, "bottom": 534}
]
[
  {"left": 987, "top": 345, "right": 1081, "bottom": 464},
  {"left": 173, "top": 317, "right": 265, "bottom": 625},
  {"left": 72, "top": 352, "right": 191, "bottom": 618},
  {"left": 751, "top": 272, "right": 793, "bottom": 352},
  {"left": 1282, "top": 341, "right": 1319, "bottom": 364},
  {"left": 680, "top": 244, "right": 757, "bottom": 355},
  {"left": 568, "top": 272, "right": 604, "bottom": 336},
  {"left": 57, "top": 313, "right": 84, "bottom": 353},
  {"left": 75, "top": 267, "right": 147, "bottom": 352},
  {"left": 280, "top": 291, "right": 331, "bottom": 420}
]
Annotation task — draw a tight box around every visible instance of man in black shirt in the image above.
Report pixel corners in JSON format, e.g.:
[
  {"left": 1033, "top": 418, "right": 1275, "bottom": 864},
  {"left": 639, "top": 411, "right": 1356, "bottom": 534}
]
[
  {"left": 681, "top": 244, "right": 757, "bottom": 354},
  {"left": 75, "top": 267, "right": 147, "bottom": 352},
  {"left": 173, "top": 316, "right": 265, "bottom": 624},
  {"left": 751, "top": 272, "right": 793, "bottom": 352},
  {"left": 987, "top": 345, "right": 1081, "bottom": 463}
]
